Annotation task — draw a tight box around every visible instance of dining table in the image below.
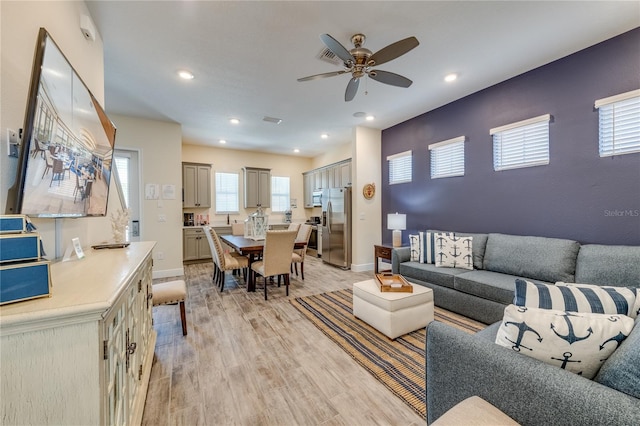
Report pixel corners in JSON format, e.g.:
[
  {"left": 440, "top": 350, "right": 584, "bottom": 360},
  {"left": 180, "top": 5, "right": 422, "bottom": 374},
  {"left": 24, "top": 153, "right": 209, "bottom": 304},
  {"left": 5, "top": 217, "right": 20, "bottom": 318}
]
[{"left": 219, "top": 234, "right": 307, "bottom": 292}]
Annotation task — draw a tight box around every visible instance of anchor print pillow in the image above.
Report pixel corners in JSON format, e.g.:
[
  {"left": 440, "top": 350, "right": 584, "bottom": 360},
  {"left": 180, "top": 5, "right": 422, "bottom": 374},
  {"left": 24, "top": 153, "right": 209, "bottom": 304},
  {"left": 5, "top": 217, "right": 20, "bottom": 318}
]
[
  {"left": 495, "top": 304, "right": 635, "bottom": 379},
  {"left": 514, "top": 279, "right": 639, "bottom": 319},
  {"left": 434, "top": 233, "right": 473, "bottom": 270},
  {"left": 409, "top": 234, "right": 420, "bottom": 262}
]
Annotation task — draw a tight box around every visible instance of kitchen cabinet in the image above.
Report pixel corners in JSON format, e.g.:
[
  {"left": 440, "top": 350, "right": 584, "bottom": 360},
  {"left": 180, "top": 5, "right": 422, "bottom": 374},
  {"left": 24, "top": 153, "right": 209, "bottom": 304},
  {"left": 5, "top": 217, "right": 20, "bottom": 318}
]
[
  {"left": 183, "top": 227, "right": 212, "bottom": 261},
  {"left": 339, "top": 161, "right": 352, "bottom": 187},
  {"left": 183, "top": 163, "right": 211, "bottom": 208},
  {"left": 0, "top": 242, "right": 156, "bottom": 426},
  {"left": 243, "top": 167, "right": 271, "bottom": 208},
  {"left": 303, "top": 172, "right": 314, "bottom": 208},
  {"left": 303, "top": 160, "right": 352, "bottom": 208}
]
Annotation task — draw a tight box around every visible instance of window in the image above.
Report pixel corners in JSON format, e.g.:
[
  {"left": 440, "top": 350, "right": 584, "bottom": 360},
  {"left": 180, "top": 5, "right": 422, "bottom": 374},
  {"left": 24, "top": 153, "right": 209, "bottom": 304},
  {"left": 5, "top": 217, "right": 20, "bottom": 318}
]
[
  {"left": 215, "top": 172, "right": 239, "bottom": 213},
  {"left": 387, "top": 150, "right": 412, "bottom": 184},
  {"left": 429, "top": 136, "right": 465, "bottom": 179},
  {"left": 271, "top": 176, "right": 290, "bottom": 212},
  {"left": 491, "top": 114, "right": 550, "bottom": 171},
  {"left": 114, "top": 155, "right": 130, "bottom": 208},
  {"left": 595, "top": 89, "right": 640, "bottom": 157}
]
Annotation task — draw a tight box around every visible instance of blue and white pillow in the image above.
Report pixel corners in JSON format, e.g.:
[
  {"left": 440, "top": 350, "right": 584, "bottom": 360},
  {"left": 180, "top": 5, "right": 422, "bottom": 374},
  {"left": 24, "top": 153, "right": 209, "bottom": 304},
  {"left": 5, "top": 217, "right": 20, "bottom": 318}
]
[
  {"left": 495, "top": 304, "right": 634, "bottom": 379},
  {"left": 418, "top": 231, "right": 453, "bottom": 264},
  {"left": 434, "top": 234, "right": 473, "bottom": 270},
  {"left": 514, "top": 279, "right": 638, "bottom": 319},
  {"left": 409, "top": 234, "right": 420, "bottom": 262}
]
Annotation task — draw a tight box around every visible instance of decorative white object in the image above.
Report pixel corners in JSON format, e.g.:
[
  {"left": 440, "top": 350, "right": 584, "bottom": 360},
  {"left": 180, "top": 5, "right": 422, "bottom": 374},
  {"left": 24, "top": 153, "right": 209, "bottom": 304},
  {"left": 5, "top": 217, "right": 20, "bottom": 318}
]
[
  {"left": 387, "top": 213, "right": 406, "bottom": 247},
  {"left": 110, "top": 209, "right": 130, "bottom": 243},
  {"left": 244, "top": 206, "right": 269, "bottom": 240},
  {"left": 0, "top": 242, "right": 156, "bottom": 425}
]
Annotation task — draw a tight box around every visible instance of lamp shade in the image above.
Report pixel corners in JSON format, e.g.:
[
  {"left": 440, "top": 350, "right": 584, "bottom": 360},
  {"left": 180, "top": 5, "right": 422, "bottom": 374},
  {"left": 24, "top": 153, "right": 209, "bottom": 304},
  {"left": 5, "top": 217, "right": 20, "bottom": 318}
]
[{"left": 387, "top": 213, "right": 406, "bottom": 231}]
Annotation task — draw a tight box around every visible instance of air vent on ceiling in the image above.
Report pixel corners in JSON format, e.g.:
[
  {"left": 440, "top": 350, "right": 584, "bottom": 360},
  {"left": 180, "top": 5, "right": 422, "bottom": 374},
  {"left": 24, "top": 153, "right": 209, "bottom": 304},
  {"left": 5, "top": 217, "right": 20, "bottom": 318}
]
[
  {"left": 263, "top": 116, "right": 282, "bottom": 124},
  {"left": 316, "top": 47, "right": 343, "bottom": 66}
]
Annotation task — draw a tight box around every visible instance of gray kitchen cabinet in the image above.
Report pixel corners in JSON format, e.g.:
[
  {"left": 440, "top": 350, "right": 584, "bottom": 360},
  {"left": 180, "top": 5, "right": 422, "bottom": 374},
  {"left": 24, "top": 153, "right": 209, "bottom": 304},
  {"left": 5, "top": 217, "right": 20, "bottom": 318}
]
[
  {"left": 339, "top": 161, "right": 352, "bottom": 187},
  {"left": 183, "top": 163, "right": 211, "bottom": 208},
  {"left": 183, "top": 227, "right": 212, "bottom": 261},
  {"left": 243, "top": 167, "right": 271, "bottom": 208},
  {"left": 303, "top": 172, "right": 314, "bottom": 208}
]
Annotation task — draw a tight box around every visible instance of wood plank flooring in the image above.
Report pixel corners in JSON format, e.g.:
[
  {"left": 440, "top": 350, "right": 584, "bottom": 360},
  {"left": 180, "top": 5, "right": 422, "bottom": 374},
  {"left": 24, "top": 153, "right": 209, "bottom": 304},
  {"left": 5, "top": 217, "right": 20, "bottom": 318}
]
[{"left": 143, "top": 255, "right": 424, "bottom": 425}]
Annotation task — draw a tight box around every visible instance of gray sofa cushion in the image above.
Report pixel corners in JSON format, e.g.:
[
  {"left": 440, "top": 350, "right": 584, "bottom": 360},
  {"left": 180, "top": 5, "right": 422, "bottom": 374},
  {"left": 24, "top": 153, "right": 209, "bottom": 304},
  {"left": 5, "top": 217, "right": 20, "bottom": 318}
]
[
  {"left": 430, "top": 230, "right": 488, "bottom": 270},
  {"left": 398, "top": 261, "right": 468, "bottom": 289},
  {"left": 575, "top": 244, "right": 640, "bottom": 287},
  {"left": 483, "top": 233, "right": 580, "bottom": 283},
  {"left": 594, "top": 320, "right": 640, "bottom": 399},
  {"left": 453, "top": 270, "right": 541, "bottom": 304}
]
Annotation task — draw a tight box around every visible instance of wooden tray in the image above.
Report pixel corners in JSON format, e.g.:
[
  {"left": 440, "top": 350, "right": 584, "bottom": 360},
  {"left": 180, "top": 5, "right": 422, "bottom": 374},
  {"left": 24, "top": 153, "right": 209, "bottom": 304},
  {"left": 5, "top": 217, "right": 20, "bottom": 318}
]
[{"left": 375, "top": 273, "right": 413, "bottom": 293}]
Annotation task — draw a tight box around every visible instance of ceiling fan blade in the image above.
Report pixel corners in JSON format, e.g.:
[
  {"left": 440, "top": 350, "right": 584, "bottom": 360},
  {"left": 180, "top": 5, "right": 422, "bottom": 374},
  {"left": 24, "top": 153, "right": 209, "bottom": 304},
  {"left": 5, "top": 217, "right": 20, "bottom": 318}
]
[
  {"left": 320, "top": 34, "right": 355, "bottom": 64},
  {"left": 368, "top": 36, "right": 419, "bottom": 67},
  {"left": 345, "top": 77, "right": 360, "bottom": 102},
  {"left": 369, "top": 70, "right": 413, "bottom": 88},
  {"left": 297, "top": 70, "right": 348, "bottom": 82}
]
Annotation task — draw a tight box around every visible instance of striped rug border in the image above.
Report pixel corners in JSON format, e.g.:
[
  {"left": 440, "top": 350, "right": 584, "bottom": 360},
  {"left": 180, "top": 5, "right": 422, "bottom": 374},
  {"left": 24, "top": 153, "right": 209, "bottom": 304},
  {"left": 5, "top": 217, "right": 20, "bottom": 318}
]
[{"left": 290, "top": 288, "right": 485, "bottom": 419}]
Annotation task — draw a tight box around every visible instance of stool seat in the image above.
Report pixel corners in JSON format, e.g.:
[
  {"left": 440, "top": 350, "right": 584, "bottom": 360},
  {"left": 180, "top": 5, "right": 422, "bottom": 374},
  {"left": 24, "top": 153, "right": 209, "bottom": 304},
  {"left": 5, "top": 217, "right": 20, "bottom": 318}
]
[{"left": 152, "top": 280, "right": 188, "bottom": 335}]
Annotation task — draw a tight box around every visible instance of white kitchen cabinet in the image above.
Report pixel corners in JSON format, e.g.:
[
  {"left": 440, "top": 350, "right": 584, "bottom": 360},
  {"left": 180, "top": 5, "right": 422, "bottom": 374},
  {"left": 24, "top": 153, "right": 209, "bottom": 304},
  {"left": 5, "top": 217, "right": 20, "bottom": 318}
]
[
  {"left": 183, "top": 163, "right": 211, "bottom": 208},
  {"left": 243, "top": 167, "right": 271, "bottom": 208},
  {"left": 0, "top": 242, "right": 156, "bottom": 426}
]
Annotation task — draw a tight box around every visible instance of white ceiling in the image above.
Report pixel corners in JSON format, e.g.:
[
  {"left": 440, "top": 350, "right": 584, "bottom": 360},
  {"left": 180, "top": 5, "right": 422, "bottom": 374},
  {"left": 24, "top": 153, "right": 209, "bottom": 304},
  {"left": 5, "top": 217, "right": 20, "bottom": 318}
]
[{"left": 86, "top": 1, "right": 639, "bottom": 158}]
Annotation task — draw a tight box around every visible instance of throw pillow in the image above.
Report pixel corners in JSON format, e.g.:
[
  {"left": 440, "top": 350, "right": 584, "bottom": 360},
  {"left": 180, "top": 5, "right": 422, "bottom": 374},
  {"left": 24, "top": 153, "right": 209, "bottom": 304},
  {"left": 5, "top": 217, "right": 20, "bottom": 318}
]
[
  {"left": 419, "top": 231, "right": 441, "bottom": 264},
  {"left": 556, "top": 282, "right": 639, "bottom": 319},
  {"left": 434, "top": 233, "right": 474, "bottom": 270},
  {"left": 495, "top": 304, "right": 635, "bottom": 379},
  {"left": 513, "top": 279, "right": 638, "bottom": 318},
  {"left": 409, "top": 234, "right": 420, "bottom": 262}
]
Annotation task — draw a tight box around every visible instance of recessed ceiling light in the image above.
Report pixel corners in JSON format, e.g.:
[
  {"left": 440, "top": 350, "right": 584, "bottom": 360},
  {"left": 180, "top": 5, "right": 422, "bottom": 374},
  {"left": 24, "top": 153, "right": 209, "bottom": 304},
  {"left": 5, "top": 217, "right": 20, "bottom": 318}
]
[
  {"left": 229, "top": 118, "right": 240, "bottom": 125},
  {"left": 353, "top": 112, "right": 366, "bottom": 118},
  {"left": 366, "top": 115, "right": 375, "bottom": 121},
  {"left": 321, "top": 133, "right": 328, "bottom": 139},
  {"left": 293, "top": 148, "right": 300, "bottom": 153},
  {"left": 178, "top": 70, "right": 194, "bottom": 80},
  {"left": 219, "top": 139, "right": 226, "bottom": 144},
  {"left": 444, "top": 73, "right": 458, "bottom": 82}
]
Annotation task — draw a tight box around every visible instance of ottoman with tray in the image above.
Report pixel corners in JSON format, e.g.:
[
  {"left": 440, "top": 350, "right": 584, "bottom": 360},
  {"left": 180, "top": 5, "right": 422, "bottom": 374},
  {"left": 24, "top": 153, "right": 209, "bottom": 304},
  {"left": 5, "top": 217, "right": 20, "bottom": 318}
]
[{"left": 352, "top": 277, "right": 434, "bottom": 339}]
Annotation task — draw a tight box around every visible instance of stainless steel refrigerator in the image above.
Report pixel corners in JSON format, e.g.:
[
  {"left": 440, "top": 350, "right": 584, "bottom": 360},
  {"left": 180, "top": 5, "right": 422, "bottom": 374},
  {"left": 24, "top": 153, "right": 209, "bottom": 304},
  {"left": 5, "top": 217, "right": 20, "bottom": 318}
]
[{"left": 321, "top": 187, "right": 352, "bottom": 269}]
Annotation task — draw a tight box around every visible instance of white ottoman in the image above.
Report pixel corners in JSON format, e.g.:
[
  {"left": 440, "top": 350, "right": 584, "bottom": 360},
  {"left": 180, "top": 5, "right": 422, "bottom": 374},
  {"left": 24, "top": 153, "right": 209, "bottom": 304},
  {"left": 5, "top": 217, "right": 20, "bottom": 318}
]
[{"left": 353, "top": 279, "right": 434, "bottom": 339}]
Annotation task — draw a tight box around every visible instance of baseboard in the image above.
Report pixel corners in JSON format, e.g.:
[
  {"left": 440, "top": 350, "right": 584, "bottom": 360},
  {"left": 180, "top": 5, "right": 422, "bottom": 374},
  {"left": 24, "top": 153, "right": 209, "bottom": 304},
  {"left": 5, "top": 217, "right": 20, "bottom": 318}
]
[
  {"left": 350, "top": 262, "right": 374, "bottom": 273},
  {"left": 152, "top": 267, "right": 184, "bottom": 280}
]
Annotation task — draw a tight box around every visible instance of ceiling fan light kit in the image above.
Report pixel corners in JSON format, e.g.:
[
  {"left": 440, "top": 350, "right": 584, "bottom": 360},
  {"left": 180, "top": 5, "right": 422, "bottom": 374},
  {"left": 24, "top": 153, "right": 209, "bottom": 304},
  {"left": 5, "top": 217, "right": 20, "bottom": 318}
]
[{"left": 298, "top": 33, "right": 419, "bottom": 102}]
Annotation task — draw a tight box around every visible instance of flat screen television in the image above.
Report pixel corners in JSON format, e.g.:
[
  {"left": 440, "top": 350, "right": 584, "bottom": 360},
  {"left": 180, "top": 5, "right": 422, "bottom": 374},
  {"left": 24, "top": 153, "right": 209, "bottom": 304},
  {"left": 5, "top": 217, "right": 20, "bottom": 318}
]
[{"left": 6, "top": 27, "right": 116, "bottom": 218}]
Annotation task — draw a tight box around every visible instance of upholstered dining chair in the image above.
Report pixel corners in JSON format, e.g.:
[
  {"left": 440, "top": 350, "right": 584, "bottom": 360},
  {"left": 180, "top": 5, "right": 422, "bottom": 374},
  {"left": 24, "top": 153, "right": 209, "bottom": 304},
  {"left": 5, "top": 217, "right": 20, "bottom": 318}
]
[
  {"left": 287, "top": 223, "right": 301, "bottom": 232},
  {"left": 251, "top": 230, "right": 297, "bottom": 300},
  {"left": 203, "top": 226, "right": 223, "bottom": 288},
  {"left": 208, "top": 226, "right": 249, "bottom": 291},
  {"left": 41, "top": 150, "right": 53, "bottom": 179},
  {"left": 231, "top": 222, "right": 244, "bottom": 236},
  {"left": 291, "top": 224, "right": 313, "bottom": 280}
]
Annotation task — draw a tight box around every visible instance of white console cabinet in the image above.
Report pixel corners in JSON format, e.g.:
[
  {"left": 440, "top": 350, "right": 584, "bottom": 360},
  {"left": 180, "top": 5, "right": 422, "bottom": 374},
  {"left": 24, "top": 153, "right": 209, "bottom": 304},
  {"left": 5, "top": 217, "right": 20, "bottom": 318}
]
[{"left": 0, "top": 242, "right": 157, "bottom": 425}]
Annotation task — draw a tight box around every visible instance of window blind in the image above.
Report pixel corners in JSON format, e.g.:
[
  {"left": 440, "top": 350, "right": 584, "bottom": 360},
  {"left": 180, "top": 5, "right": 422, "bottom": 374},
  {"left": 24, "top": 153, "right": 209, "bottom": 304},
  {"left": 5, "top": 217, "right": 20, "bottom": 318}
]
[
  {"left": 271, "top": 176, "right": 290, "bottom": 212},
  {"left": 114, "top": 156, "right": 130, "bottom": 208},
  {"left": 387, "top": 150, "right": 412, "bottom": 184},
  {"left": 215, "top": 172, "right": 239, "bottom": 213},
  {"left": 491, "top": 114, "right": 550, "bottom": 171},
  {"left": 429, "top": 136, "right": 465, "bottom": 179},
  {"left": 595, "top": 90, "right": 640, "bottom": 157}
]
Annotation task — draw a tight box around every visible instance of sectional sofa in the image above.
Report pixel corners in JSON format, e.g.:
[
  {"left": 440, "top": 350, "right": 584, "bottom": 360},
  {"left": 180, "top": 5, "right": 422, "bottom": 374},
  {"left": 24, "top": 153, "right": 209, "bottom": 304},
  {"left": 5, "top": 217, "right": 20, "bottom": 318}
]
[{"left": 391, "top": 231, "right": 640, "bottom": 324}]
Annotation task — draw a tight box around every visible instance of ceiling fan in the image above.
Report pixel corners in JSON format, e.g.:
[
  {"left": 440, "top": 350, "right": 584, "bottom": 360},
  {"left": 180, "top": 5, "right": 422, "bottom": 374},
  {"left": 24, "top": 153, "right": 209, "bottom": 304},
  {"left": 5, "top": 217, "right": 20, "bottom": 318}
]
[{"left": 298, "top": 33, "right": 419, "bottom": 102}]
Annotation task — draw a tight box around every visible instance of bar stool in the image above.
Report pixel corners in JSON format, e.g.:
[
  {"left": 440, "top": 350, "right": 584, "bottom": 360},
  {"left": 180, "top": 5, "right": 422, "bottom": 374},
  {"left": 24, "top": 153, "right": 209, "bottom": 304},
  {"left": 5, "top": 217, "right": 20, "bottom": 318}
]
[{"left": 152, "top": 280, "right": 188, "bottom": 335}]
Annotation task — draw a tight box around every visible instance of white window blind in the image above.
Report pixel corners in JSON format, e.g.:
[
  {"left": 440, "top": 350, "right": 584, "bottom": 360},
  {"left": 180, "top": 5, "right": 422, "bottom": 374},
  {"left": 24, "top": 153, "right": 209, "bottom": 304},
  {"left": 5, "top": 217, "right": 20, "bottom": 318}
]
[
  {"left": 595, "top": 90, "right": 640, "bottom": 157},
  {"left": 429, "top": 136, "right": 465, "bottom": 179},
  {"left": 387, "top": 150, "right": 412, "bottom": 184},
  {"left": 491, "top": 114, "right": 550, "bottom": 171},
  {"left": 271, "top": 176, "right": 290, "bottom": 212},
  {"left": 215, "top": 172, "right": 239, "bottom": 213},
  {"left": 114, "top": 155, "right": 130, "bottom": 208}
]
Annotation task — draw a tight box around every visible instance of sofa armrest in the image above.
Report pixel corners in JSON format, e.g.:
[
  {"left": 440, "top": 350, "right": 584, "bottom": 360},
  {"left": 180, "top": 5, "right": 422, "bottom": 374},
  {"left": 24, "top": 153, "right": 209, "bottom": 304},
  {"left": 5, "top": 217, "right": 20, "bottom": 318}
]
[
  {"left": 391, "top": 247, "right": 411, "bottom": 274},
  {"left": 426, "top": 321, "right": 640, "bottom": 425}
]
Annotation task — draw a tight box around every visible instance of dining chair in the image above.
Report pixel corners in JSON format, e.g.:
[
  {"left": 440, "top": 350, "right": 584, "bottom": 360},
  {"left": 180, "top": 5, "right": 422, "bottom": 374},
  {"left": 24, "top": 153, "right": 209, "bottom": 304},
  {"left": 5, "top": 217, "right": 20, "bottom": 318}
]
[
  {"left": 287, "top": 223, "right": 301, "bottom": 232},
  {"left": 251, "top": 230, "right": 297, "bottom": 300},
  {"left": 203, "top": 226, "right": 223, "bottom": 289},
  {"left": 49, "top": 158, "right": 65, "bottom": 187},
  {"left": 209, "top": 227, "right": 249, "bottom": 291},
  {"left": 291, "top": 224, "right": 313, "bottom": 280},
  {"left": 41, "top": 150, "right": 53, "bottom": 179},
  {"left": 231, "top": 223, "right": 244, "bottom": 236},
  {"left": 31, "top": 137, "right": 46, "bottom": 159}
]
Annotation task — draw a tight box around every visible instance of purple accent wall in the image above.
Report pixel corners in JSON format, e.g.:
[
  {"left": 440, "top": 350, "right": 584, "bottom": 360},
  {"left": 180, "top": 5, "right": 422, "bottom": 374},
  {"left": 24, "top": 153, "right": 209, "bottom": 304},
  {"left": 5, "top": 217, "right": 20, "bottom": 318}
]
[{"left": 381, "top": 28, "right": 640, "bottom": 246}]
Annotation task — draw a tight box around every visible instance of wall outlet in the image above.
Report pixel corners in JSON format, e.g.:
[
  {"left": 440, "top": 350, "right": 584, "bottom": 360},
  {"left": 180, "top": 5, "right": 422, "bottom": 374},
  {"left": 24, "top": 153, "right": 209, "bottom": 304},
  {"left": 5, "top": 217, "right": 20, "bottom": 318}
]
[
  {"left": 158, "top": 214, "right": 166, "bottom": 222},
  {"left": 7, "top": 128, "right": 19, "bottom": 157},
  {"left": 156, "top": 251, "right": 164, "bottom": 260}
]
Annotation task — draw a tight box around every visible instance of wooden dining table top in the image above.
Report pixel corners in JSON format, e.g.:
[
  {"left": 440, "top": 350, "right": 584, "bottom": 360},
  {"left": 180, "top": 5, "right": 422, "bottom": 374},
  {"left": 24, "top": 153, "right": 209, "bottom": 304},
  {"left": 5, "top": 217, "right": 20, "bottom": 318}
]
[{"left": 220, "top": 234, "right": 306, "bottom": 254}]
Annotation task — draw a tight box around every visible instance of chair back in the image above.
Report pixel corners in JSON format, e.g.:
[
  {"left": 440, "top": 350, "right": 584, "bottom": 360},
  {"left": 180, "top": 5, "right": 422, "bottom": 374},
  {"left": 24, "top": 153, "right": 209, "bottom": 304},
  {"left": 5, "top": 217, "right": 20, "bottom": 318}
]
[
  {"left": 287, "top": 223, "right": 301, "bottom": 232},
  {"left": 294, "top": 224, "right": 313, "bottom": 260},
  {"left": 231, "top": 223, "right": 244, "bottom": 236},
  {"left": 262, "top": 230, "right": 297, "bottom": 277},
  {"left": 44, "top": 150, "right": 53, "bottom": 166},
  {"left": 203, "top": 226, "right": 220, "bottom": 268}
]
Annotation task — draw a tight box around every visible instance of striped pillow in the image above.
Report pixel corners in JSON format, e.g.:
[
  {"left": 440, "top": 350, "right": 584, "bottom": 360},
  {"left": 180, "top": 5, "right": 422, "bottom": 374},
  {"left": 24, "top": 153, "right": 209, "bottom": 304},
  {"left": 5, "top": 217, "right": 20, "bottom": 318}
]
[
  {"left": 514, "top": 279, "right": 638, "bottom": 318},
  {"left": 418, "top": 231, "right": 451, "bottom": 264}
]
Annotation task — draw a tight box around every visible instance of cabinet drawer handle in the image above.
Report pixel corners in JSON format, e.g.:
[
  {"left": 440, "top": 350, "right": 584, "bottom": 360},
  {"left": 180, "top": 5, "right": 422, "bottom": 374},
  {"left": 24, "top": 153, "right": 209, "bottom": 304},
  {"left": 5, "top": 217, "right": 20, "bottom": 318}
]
[{"left": 127, "top": 342, "right": 137, "bottom": 355}]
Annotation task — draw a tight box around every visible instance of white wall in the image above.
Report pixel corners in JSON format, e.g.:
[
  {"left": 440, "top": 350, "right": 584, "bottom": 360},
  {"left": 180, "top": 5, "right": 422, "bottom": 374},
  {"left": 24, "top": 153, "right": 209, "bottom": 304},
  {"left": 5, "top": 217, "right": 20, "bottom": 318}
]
[
  {"left": 110, "top": 115, "right": 184, "bottom": 279},
  {"left": 351, "top": 126, "right": 382, "bottom": 272},
  {"left": 0, "top": 1, "right": 124, "bottom": 258},
  {"left": 311, "top": 142, "right": 351, "bottom": 170}
]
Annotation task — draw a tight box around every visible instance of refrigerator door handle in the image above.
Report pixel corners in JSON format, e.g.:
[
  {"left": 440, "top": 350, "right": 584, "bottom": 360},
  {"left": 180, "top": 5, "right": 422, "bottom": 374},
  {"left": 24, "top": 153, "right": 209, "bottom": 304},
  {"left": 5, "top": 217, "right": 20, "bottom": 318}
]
[{"left": 327, "top": 201, "right": 331, "bottom": 232}]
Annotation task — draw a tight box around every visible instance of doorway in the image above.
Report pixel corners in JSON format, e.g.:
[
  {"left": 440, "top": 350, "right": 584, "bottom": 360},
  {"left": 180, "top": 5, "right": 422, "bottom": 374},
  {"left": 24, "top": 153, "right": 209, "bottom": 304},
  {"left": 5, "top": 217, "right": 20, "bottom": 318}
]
[{"left": 113, "top": 149, "right": 141, "bottom": 242}]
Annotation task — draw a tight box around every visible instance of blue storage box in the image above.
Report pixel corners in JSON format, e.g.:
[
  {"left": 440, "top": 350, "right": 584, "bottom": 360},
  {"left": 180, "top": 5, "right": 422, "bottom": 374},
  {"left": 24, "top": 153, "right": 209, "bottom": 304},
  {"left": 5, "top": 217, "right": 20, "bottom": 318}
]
[
  {"left": 0, "top": 215, "right": 29, "bottom": 234},
  {"left": 0, "top": 260, "right": 51, "bottom": 305},
  {"left": 0, "top": 233, "right": 41, "bottom": 263}
]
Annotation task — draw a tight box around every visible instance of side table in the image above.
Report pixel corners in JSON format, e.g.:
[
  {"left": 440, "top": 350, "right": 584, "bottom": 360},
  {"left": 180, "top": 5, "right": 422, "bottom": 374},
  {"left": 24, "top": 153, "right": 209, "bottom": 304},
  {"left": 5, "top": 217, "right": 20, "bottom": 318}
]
[{"left": 374, "top": 244, "right": 394, "bottom": 274}]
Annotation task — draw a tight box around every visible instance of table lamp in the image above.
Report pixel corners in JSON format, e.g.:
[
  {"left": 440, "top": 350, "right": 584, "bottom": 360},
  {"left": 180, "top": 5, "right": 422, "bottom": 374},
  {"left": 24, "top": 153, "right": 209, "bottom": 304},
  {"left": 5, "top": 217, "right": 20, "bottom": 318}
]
[{"left": 387, "top": 213, "right": 407, "bottom": 247}]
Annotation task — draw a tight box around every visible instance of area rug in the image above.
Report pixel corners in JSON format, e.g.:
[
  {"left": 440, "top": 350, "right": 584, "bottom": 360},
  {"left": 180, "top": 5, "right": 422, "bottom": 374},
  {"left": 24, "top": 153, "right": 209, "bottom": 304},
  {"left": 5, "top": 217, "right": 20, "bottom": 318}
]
[{"left": 290, "top": 288, "right": 486, "bottom": 419}]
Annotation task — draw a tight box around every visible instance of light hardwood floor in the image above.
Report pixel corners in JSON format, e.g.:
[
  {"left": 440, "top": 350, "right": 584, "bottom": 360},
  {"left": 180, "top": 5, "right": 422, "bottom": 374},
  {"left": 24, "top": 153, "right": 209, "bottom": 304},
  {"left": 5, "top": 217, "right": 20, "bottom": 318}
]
[{"left": 143, "top": 255, "right": 425, "bottom": 425}]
